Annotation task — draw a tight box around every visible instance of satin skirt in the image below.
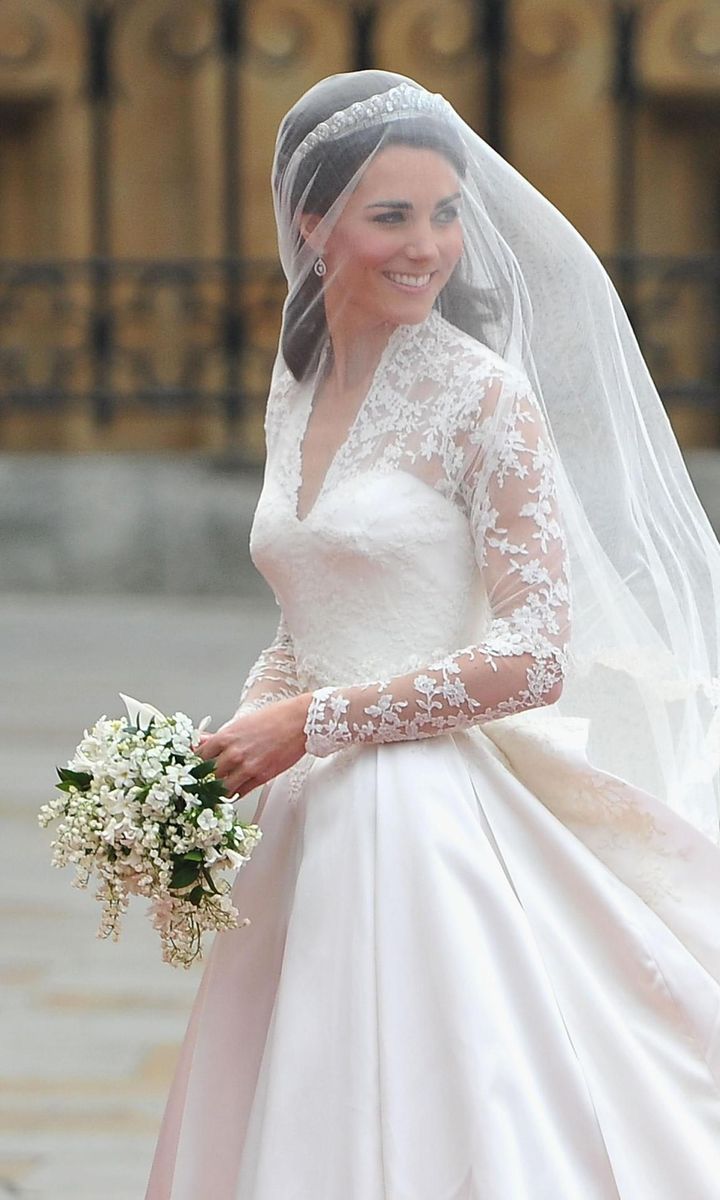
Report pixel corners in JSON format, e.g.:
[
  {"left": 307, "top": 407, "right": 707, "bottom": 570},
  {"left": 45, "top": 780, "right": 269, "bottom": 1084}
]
[{"left": 145, "top": 717, "right": 720, "bottom": 1199}]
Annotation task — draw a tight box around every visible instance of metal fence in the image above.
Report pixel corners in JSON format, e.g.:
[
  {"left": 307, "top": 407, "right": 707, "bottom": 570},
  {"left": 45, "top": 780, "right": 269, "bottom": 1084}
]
[
  {"left": 0, "top": 256, "right": 285, "bottom": 427},
  {"left": 0, "top": 0, "right": 718, "bottom": 438}
]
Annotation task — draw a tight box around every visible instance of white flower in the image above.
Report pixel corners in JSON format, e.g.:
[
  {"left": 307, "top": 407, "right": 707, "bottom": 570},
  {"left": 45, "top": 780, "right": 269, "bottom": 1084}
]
[
  {"left": 140, "top": 756, "right": 164, "bottom": 782},
  {"left": 40, "top": 699, "right": 261, "bottom": 968},
  {"left": 191, "top": 714, "right": 212, "bottom": 748},
  {"left": 119, "top": 693, "right": 167, "bottom": 731},
  {"left": 106, "top": 761, "right": 135, "bottom": 788},
  {"left": 99, "top": 817, "right": 120, "bottom": 845},
  {"left": 195, "top": 810, "right": 226, "bottom": 849},
  {"left": 164, "top": 763, "right": 196, "bottom": 792},
  {"left": 151, "top": 723, "right": 174, "bottom": 746},
  {"left": 101, "top": 788, "right": 127, "bottom": 816},
  {"left": 142, "top": 787, "right": 172, "bottom": 814}
]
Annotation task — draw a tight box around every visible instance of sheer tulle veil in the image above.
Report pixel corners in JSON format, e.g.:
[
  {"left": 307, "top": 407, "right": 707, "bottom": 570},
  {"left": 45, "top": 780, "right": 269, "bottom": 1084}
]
[{"left": 270, "top": 69, "right": 720, "bottom": 845}]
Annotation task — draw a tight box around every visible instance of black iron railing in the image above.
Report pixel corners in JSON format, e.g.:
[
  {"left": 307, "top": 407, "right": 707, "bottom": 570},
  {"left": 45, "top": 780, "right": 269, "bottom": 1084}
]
[
  {"left": 0, "top": 1, "right": 717, "bottom": 435},
  {"left": 0, "top": 252, "right": 717, "bottom": 426},
  {"left": 0, "top": 257, "right": 285, "bottom": 429}
]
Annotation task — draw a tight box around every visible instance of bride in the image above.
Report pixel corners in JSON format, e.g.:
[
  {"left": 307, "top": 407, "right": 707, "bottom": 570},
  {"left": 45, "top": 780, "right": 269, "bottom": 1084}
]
[{"left": 145, "top": 71, "right": 720, "bottom": 1199}]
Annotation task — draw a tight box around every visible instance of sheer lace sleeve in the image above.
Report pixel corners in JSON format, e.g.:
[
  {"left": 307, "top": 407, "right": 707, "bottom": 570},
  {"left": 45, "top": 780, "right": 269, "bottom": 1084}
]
[
  {"left": 303, "top": 378, "right": 572, "bottom": 756},
  {"left": 235, "top": 612, "right": 302, "bottom": 716}
]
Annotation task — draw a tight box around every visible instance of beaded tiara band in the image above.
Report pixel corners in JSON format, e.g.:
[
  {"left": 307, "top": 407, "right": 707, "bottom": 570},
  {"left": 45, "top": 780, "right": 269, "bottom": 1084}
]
[{"left": 292, "top": 82, "right": 455, "bottom": 164}]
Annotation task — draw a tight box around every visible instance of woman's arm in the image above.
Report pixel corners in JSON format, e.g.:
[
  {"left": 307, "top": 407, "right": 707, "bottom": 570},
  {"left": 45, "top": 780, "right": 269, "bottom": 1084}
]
[
  {"left": 233, "top": 612, "right": 302, "bottom": 716},
  {"left": 232, "top": 362, "right": 302, "bottom": 717},
  {"left": 303, "top": 381, "right": 571, "bottom": 756}
]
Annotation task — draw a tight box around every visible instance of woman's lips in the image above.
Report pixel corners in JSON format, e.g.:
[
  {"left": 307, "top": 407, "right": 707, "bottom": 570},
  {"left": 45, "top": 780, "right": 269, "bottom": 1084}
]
[{"left": 383, "top": 271, "right": 435, "bottom": 293}]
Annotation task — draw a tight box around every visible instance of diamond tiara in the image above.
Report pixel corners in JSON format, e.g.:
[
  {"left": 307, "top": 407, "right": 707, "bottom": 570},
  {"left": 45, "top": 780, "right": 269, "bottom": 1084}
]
[{"left": 292, "top": 82, "right": 454, "bottom": 164}]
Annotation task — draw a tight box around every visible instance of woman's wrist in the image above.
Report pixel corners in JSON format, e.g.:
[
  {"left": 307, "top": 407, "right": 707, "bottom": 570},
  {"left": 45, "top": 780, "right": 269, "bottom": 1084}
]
[
  {"left": 294, "top": 691, "right": 314, "bottom": 721},
  {"left": 292, "top": 691, "right": 314, "bottom": 751}
]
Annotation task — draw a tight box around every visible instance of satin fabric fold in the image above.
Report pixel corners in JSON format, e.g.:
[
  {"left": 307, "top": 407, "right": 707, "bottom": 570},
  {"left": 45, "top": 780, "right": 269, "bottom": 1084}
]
[{"left": 145, "top": 730, "right": 720, "bottom": 1199}]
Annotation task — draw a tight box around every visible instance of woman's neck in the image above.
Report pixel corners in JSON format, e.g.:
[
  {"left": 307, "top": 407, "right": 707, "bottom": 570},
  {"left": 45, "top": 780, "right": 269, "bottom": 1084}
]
[{"left": 323, "top": 301, "right": 395, "bottom": 394}]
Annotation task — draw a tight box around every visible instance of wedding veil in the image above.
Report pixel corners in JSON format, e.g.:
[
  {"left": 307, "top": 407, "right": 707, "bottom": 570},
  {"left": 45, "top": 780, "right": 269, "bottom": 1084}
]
[{"left": 270, "top": 69, "right": 720, "bottom": 846}]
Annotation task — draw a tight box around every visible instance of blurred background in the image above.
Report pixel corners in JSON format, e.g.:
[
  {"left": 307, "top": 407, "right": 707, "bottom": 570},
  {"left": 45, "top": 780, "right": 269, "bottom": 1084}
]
[{"left": 0, "top": 1, "right": 718, "bottom": 1196}]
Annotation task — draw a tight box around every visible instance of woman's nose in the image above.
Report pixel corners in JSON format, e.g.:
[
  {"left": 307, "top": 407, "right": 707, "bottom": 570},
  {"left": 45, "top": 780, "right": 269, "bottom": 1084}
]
[{"left": 404, "top": 224, "right": 439, "bottom": 261}]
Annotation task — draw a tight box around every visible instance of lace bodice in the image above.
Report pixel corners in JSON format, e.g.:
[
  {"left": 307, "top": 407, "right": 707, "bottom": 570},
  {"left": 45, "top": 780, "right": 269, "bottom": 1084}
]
[{"left": 240, "top": 310, "right": 571, "bottom": 756}]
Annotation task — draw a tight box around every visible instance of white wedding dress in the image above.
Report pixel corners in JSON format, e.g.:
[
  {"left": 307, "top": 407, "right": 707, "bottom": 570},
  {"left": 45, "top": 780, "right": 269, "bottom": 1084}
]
[{"left": 146, "top": 311, "right": 720, "bottom": 1199}]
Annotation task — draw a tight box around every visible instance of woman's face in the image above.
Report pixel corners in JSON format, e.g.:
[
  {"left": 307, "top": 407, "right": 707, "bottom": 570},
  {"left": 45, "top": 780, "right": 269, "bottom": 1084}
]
[{"left": 307, "top": 144, "right": 464, "bottom": 332}]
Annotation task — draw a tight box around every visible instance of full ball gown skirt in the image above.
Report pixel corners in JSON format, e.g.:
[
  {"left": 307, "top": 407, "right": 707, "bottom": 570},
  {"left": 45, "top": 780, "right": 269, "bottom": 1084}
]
[
  {"left": 145, "top": 314, "right": 720, "bottom": 1197},
  {"left": 145, "top": 722, "right": 720, "bottom": 1200}
]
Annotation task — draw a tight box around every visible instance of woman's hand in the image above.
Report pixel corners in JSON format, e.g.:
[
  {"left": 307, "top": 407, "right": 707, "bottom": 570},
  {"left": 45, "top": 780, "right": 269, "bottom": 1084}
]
[{"left": 195, "top": 692, "right": 313, "bottom": 799}]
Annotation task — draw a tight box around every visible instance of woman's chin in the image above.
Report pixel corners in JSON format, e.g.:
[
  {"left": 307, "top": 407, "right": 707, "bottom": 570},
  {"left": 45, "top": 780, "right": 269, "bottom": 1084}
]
[{"left": 380, "top": 293, "right": 439, "bottom": 326}]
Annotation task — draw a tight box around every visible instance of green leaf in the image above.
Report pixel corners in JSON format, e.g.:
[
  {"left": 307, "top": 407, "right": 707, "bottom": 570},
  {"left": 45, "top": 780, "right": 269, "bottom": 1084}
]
[
  {"left": 182, "top": 850, "right": 204, "bottom": 862},
  {"left": 190, "top": 760, "right": 216, "bottom": 780},
  {"left": 196, "top": 779, "right": 228, "bottom": 806},
  {"left": 56, "top": 767, "right": 93, "bottom": 789},
  {"left": 188, "top": 885, "right": 205, "bottom": 906},
  {"left": 201, "top": 866, "right": 221, "bottom": 895},
  {"left": 170, "top": 859, "right": 200, "bottom": 891}
]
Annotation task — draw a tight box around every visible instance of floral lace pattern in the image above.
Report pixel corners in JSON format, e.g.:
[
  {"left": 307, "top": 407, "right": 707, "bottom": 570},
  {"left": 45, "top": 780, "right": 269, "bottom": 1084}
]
[
  {"left": 301, "top": 372, "right": 571, "bottom": 756},
  {"left": 235, "top": 614, "right": 301, "bottom": 715}
]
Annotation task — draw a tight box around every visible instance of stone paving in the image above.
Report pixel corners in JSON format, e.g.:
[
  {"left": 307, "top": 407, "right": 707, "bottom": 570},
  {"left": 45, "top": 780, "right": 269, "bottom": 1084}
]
[{"left": 0, "top": 593, "right": 276, "bottom": 1199}]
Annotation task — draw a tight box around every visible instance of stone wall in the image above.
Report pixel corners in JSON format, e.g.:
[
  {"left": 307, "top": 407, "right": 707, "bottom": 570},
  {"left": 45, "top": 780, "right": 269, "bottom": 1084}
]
[
  {"left": 0, "top": 455, "right": 269, "bottom": 596},
  {"left": 3, "top": 450, "right": 720, "bottom": 595}
]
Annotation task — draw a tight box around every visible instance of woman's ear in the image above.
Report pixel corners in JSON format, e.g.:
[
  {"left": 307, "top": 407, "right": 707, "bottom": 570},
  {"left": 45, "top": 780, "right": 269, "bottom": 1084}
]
[{"left": 299, "top": 211, "right": 323, "bottom": 252}]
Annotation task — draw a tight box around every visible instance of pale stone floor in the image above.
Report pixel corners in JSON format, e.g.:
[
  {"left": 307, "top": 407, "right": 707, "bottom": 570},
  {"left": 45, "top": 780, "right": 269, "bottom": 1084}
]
[{"left": 0, "top": 593, "right": 276, "bottom": 1199}]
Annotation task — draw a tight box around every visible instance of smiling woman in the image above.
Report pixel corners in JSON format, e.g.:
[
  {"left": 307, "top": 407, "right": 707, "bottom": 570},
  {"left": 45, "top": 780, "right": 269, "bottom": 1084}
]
[
  {"left": 273, "top": 81, "right": 495, "bottom": 385},
  {"left": 145, "top": 70, "right": 720, "bottom": 1200},
  {"left": 292, "top": 144, "right": 466, "bottom": 519},
  {"left": 305, "top": 147, "right": 463, "bottom": 322}
]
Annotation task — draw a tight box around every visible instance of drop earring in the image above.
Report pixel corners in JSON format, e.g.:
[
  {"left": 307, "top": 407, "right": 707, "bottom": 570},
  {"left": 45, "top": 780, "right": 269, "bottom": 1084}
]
[{"left": 313, "top": 256, "right": 327, "bottom": 277}]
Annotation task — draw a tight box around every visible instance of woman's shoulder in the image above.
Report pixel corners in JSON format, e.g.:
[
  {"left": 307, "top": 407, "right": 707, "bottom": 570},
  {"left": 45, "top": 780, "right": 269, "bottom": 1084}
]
[
  {"left": 415, "top": 312, "right": 534, "bottom": 428},
  {"left": 423, "top": 310, "right": 531, "bottom": 392}
]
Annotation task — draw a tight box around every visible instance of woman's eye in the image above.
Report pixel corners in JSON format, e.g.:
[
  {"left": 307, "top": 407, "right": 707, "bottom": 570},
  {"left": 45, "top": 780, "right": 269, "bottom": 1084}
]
[{"left": 370, "top": 206, "right": 460, "bottom": 226}]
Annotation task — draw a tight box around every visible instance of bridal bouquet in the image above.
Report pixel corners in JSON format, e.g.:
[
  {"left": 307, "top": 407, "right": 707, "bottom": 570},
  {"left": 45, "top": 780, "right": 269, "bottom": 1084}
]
[{"left": 38, "top": 694, "right": 262, "bottom": 968}]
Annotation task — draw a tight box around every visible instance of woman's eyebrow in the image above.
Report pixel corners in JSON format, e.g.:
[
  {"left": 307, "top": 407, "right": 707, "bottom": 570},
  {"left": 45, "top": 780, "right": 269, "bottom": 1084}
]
[
  {"left": 365, "top": 199, "right": 411, "bottom": 210},
  {"left": 365, "top": 192, "right": 462, "bottom": 211}
]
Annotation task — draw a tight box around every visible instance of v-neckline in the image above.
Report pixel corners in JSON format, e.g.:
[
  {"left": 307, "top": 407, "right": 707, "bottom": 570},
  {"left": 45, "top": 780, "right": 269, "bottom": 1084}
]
[{"left": 292, "top": 324, "right": 405, "bottom": 524}]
